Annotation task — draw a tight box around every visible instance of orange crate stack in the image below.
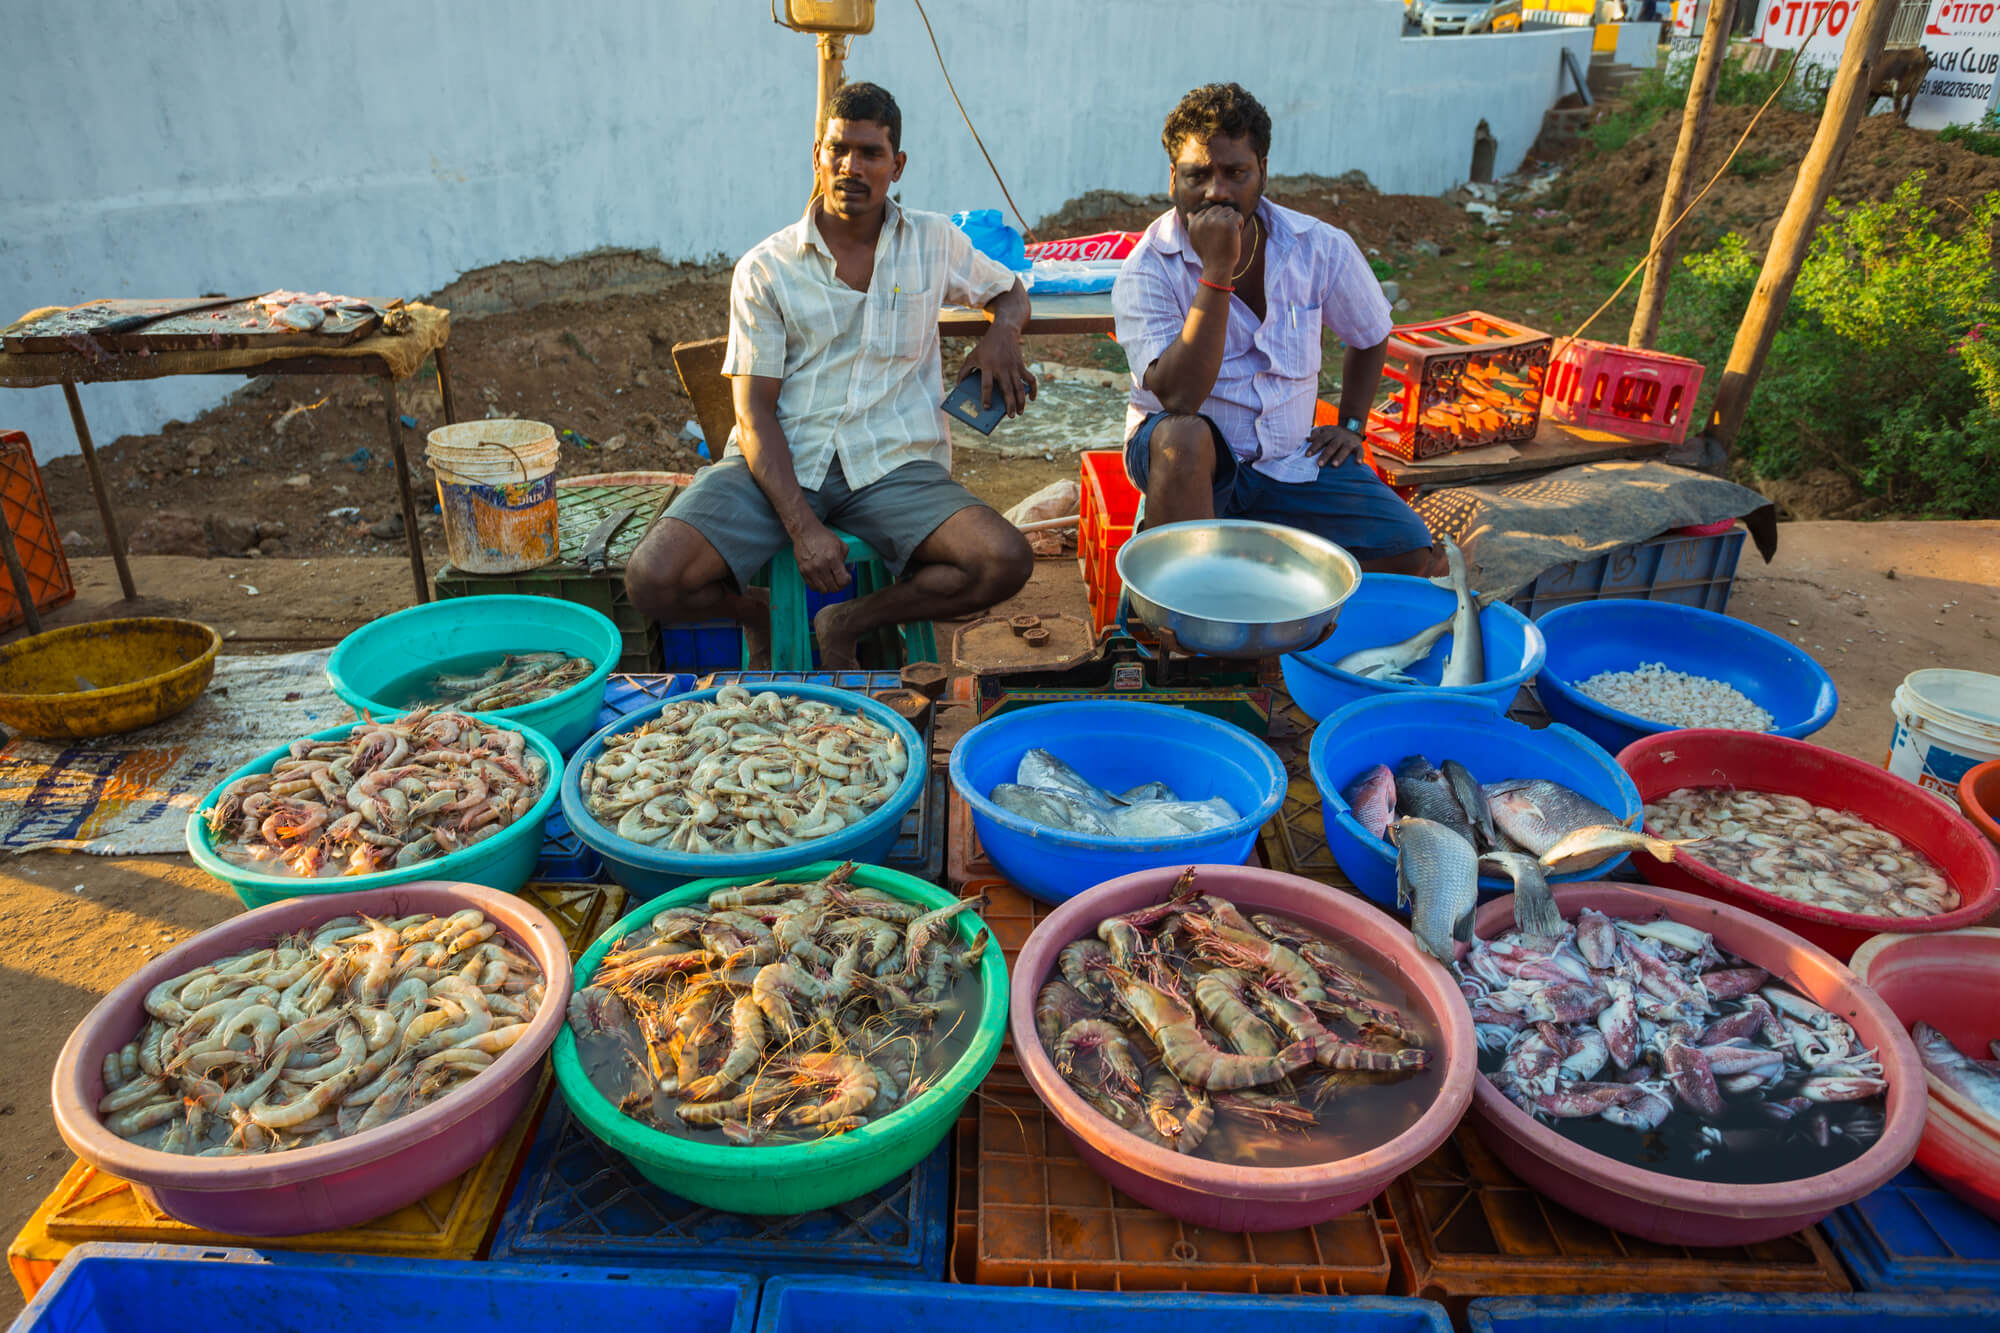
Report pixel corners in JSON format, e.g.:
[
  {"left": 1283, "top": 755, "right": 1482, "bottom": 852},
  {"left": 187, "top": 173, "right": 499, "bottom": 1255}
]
[
  {"left": 1366, "top": 312, "right": 1550, "bottom": 461},
  {"left": 1385, "top": 1124, "right": 1849, "bottom": 1324},
  {"left": 957, "top": 876, "right": 1051, "bottom": 1095},
  {"left": 0, "top": 430, "right": 77, "bottom": 632},
  {"left": 1542, "top": 337, "right": 1705, "bottom": 445},
  {"left": 1079, "top": 451, "right": 1139, "bottom": 630}
]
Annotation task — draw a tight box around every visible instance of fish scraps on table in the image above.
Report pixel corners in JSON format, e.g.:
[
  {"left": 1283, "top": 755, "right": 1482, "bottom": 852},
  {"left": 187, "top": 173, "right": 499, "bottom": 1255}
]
[{"left": 990, "top": 747, "right": 1240, "bottom": 837}]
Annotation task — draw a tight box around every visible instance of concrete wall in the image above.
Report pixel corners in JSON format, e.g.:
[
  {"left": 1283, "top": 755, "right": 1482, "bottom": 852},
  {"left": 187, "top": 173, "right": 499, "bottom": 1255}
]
[
  {"left": 1612, "top": 20, "right": 1662, "bottom": 67},
  {"left": 0, "top": 1, "right": 1589, "bottom": 458}
]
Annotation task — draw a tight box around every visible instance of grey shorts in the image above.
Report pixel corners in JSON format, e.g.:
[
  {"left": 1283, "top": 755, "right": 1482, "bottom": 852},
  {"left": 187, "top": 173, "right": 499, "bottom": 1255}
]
[{"left": 667, "top": 455, "right": 987, "bottom": 590}]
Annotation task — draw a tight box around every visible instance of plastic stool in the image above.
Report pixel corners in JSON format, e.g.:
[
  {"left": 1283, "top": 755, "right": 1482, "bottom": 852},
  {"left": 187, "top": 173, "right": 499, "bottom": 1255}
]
[{"left": 746, "top": 528, "right": 936, "bottom": 670}]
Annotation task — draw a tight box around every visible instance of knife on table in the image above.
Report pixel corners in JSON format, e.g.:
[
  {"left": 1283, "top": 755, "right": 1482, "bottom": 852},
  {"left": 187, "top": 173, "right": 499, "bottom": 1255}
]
[
  {"left": 90, "top": 293, "right": 272, "bottom": 336},
  {"left": 581, "top": 506, "right": 638, "bottom": 575}
]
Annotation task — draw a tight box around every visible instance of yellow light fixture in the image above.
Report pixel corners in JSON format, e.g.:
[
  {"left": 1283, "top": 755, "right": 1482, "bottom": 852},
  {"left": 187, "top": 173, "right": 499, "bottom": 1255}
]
[{"left": 772, "top": 0, "right": 874, "bottom": 34}]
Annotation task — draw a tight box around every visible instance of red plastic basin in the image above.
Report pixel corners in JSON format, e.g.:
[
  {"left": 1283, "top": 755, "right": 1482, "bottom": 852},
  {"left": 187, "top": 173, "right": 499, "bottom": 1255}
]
[
  {"left": 1618, "top": 729, "right": 2000, "bottom": 960},
  {"left": 1008, "top": 863, "right": 1475, "bottom": 1233},
  {"left": 50, "top": 881, "right": 571, "bottom": 1236},
  {"left": 1961, "top": 759, "right": 2000, "bottom": 851},
  {"left": 1467, "top": 881, "right": 1924, "bottom": 1246},
  {"left": 1849, "top": 928, "right": 2000, "bottom": 1222}
]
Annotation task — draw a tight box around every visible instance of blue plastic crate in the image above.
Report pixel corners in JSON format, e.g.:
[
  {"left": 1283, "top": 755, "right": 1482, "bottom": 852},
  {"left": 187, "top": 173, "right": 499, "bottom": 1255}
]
[
  {"left": 595, "top": 672, "right": 697, "bottom": 731},
  {"left": 490, "top": 1096, "right": 950, "bottom": 1279},
  {"left": 1822, "top": 1166, "right": 2000, "bottom": 1293},
  {"left": 759, "top": 1277, "right": 1450, "bottom": 1333},
  {"left": 1466, "top": 1294, "right": 2000, "bottom": 1332},
  {"left": 697, "top": 669, "right": 904, "bottom": 692},
  {"left": 537, "top": 806, "right": 601, "bottom": 882},
  {"left": 661, "top": 621, "right": 744, "bottom": 674},
  {"left": 884, "top": 768, "right": 946, "bottom": 882},
  {"left": 1509, "top": 527, "right": 1747, "bottom": 620},
  {"left": 15, "top": 1242, "right": 758, "bottom": 1333}
]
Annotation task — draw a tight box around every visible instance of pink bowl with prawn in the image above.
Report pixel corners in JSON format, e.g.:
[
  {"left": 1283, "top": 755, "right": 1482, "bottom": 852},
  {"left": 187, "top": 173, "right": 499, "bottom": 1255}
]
[
  {"left": 1009, "top": 864, "right": 1475, "bottom": 1232},
  {"left": 49, "top": 881, "right": 570, "bottom": 1236},
  {"left": 1466, "top": 881, "right": 1923, "bottom": 1246}
]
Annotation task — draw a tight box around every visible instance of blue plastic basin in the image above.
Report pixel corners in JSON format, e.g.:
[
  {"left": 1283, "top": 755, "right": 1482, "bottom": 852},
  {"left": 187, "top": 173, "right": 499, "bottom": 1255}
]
[
  {"left": 559, "top": 682, "right": 925, "bottom": 901},
  {"left": 760, "top": 1276, "right": 1452, "bottom": 1333},
  {"left": 327, "top": 594, "right": 621, "bottom": 755},
  {"left": 186, "top": 713, "right": 561, "bottom": 910},
  {"left": 1534, "top": 600, "right": 1838, "bottom": 755},
  {"left": 1467, "top": 1294, "right": 2000, "bottom": 1332},
  {"left": 14, "top": 1243, "right": 757, "bottom": 1333},
  {"left": 1309, "top": 691, "right": 1643, "bottom": 909},
  {"left": 1281, "top": 573, "right": 1546, "bottom": 720},
  {"left": 946, "top": 700, "right": 1286, "bottom": 905}
]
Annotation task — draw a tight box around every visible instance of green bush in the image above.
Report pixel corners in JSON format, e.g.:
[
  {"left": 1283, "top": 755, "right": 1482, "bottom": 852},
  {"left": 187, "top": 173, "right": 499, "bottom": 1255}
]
[
  {"left": 1938, "top": 110, "right": 2000, "bottom": 158},
  {"left": 1659, "top": 175, "right": 2000, "bottom": 517}
]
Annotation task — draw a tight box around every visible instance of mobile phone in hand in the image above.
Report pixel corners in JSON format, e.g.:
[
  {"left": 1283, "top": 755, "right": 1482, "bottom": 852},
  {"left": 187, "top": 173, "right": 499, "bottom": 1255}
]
[{"left": 943, "top": 374, "right": 1008, "bottom": 435}]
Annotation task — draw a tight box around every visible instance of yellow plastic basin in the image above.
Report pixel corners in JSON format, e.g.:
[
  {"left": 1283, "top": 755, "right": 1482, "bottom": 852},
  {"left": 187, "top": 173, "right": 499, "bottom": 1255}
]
[{"left": 0, "top": 618, "right": 222, "bottom": 740}]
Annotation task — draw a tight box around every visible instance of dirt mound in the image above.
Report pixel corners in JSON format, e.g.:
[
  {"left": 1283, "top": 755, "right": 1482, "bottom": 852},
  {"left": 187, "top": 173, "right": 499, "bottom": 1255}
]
[
  {"left": 1035, "top": 173, "right": 1480, "bottom": 255},
  {"left": 1560, "top": 105, "right": 2000, "bottom": 248}
]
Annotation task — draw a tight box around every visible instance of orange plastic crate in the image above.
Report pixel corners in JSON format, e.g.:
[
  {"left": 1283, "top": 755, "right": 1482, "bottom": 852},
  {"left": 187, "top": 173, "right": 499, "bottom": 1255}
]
[
  {"left": 1079, "top": 451, "right": 1138, "bottom": 630},
  {"left": 1543, "top": 337, "right": 1705, "bottom": 445},
  {"left": 1386, "top": 1125, "right": 1849, "bottom": 1324},
  {"left": 0, "top": 430, "right": 77, "bottom": 632},
  {"left": 951, "top": 1096, "right": 1395, "bottom": 1293},
  {"left": 1368, "top": 312, "right": 1550, "bottom": 461}
]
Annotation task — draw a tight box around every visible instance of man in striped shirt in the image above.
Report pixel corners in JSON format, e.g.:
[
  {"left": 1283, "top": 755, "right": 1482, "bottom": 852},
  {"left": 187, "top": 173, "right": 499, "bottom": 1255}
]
[
  {"left": 627, "top": 83, "right": 1037, "bottom": 667},
  {"left": 1113, "top": 84, "right": 1439, "bottom": 575}
]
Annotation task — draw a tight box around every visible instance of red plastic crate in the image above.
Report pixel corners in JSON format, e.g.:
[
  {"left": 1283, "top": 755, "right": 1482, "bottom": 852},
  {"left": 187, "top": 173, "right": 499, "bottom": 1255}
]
[
  {"left": 1543, "top": 337, "right": 1705, "bottom": 445},
  {"left": 1368, "top": 311, "right": 1550, "bottom": 460},
  {"left": 0, "top": 430, "right": 76, "bottom": 632},
  {"left": 1079, "top": 451, "right": 1138, "bottom": 630}
]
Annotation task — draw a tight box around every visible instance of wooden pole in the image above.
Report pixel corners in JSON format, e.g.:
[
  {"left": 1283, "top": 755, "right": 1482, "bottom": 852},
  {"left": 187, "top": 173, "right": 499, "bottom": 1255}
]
[
  {"left": 815, "top": 33, "right": 849, "bottom": 140},
  {"left": 1628, "top": 0, "right": 1737, "bottom": 349},
  {"left": 60, "top": 380, "right": 137, "bottom": 601},
  {"left": 1705, "top": 0, "right": 1898, "bottom": 449}
]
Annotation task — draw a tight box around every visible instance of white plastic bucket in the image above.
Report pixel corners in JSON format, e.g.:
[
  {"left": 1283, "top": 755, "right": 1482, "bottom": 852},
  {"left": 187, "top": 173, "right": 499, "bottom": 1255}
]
[
  {"left": 425, "top": 420, "right": 560, "bottom": 574},
  {"left": 1884, "top": 668, "right": 2000, "bottom": 808}
]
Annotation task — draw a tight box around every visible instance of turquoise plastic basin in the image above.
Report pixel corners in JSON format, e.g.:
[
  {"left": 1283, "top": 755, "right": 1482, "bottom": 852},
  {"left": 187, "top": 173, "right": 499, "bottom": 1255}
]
[
  {"left": 185, "top": 713, "right": 562, "bottom": 910},
  {"left": 327, "top": 595, "right": 621, "bottom": 755}
]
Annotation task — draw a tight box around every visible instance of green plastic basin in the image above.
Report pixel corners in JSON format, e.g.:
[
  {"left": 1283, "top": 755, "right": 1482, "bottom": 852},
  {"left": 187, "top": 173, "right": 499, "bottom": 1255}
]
[
  {"left": 327, "top": 595, "right": 621, "bottom": 755},
  {"left": 553, "top": 861, "right": 1006, "bottom": 1214},
  {"left": 186, "top": 714, "right": 562, "bottom": 910}
]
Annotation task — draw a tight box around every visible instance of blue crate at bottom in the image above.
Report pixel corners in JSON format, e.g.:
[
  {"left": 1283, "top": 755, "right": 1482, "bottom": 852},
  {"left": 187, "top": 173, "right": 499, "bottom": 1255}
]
[
  {"left": 661, "top": 622, "right": 744, "bottom": 674},
  {"left": 537, "top": 807, "right": 601, "bottom": 883},
  {"left": 759, "top": 1276, "right": 1448, "bottom": 1333},
  {"left": 1466, "top": 1293, "right": 2000, "bottom": 1332},
  {"left": 1821, "top": 1165, "right": 2000, "bottom": 1293},
  {"left": 1509, "top": 527, "right": 1747, "bottom": 620},
  {"left": 490, "top": 1095, "right": 949, "bottom": 1280},
  {"left": 15, "top": 1243, "right": 757, "bottom": 1333},
  {"left": 595, "top": 673, "right": 699, "bottom": 732}
]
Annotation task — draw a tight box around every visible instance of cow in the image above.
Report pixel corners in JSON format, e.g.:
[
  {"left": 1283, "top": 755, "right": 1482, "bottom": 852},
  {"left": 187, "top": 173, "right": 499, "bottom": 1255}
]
[{"left": 1869, "top": 45, "right": 1932, "bottom": 125}]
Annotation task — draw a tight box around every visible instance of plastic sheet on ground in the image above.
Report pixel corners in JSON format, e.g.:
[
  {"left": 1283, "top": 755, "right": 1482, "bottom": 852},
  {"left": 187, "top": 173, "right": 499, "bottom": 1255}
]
[
  {"left": 0, "top": 649, "right": 351, "bottom": 855},
  {"left": 1412, "top": 460, "right": 1778, "bottom": 598}
]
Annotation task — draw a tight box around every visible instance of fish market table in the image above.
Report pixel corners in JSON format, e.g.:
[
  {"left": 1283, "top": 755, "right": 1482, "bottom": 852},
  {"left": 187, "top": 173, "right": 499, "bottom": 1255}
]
[
  {"left": 1369, "top": 418, "right": 1671, "bottom": 488},
  {"left": 0, "top": 298, "right": 461, "bottom": 605}
]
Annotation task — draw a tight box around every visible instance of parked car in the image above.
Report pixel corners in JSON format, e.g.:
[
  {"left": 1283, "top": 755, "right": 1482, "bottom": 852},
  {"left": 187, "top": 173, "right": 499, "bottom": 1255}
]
[{"left": 1421, "top": 0, "right": 1524, "bottom": 33}]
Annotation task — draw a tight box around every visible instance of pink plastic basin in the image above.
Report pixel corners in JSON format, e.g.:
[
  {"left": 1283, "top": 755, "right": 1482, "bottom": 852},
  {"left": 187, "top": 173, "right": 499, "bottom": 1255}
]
[
  {"left": 49, "top": 881, "right": 571, "bottom": 1236},
  {"left": 1618, "top": 729, "right": 2000, "bottom": 961},
  {"left": 1008, "top": 863, "right": 1475, "bottom": 1233},
  {"left": 1849, "top": 928, "right": 2000, "bottom": 1222},
  {"left": 1467, "top": 881, "right": 1924, "bottom": 1246}
]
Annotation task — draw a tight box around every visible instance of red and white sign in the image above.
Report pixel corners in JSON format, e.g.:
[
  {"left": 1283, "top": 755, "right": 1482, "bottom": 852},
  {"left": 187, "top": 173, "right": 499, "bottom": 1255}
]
[
  {"left": 1756, "top": 0, "right": 2000, "bottom": 127},
  {"left": 1024, "top": 232, "right": 1140, "bottom": 263}
]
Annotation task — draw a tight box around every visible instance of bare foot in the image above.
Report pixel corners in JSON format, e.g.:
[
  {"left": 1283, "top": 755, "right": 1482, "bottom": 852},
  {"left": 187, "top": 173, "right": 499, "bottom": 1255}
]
[
  {"left": 740, "top": 588, "right": 772, "bottom": 669},
  {"left": 812, "top": 601, "right": 863, "bottom": 669}
]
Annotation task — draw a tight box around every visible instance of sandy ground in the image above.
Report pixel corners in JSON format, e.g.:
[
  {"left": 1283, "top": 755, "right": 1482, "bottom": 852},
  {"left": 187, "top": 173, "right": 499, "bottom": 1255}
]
[{"left": 0, "top": 521, "right": 1994, "bottom": 1317}]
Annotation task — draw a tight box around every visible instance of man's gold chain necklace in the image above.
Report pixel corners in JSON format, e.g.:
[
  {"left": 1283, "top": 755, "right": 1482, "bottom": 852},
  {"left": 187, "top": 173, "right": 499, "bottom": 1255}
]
[{"left": 1231, "top": 217, "right": 1261, "bottom": 283}]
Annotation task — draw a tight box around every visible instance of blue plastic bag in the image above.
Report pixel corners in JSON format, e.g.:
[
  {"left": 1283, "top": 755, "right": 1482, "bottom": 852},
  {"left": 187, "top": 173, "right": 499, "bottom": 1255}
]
[{"left": 950, "top": 209, "right": 1030, "bottom": 272}]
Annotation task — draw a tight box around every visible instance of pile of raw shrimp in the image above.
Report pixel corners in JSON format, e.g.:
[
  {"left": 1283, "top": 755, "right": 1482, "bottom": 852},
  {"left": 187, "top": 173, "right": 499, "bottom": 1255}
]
[
  {"left": 580, "top": 685, "right": 908, "bottom": 854},
  {"left": 203, "top": 709, "right": 546, "bottom": 878},
  {"left": 100, "top": 910, "right": 544, "bottom": 1155},
  {"left": 566, "top": 863, "right": 988, "bottom": 1146}
]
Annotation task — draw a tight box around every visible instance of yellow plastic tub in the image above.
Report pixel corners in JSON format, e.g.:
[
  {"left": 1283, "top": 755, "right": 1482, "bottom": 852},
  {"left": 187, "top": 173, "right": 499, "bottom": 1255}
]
[{"left": 0, "top": 618, "right": 220, "bottom": 739}]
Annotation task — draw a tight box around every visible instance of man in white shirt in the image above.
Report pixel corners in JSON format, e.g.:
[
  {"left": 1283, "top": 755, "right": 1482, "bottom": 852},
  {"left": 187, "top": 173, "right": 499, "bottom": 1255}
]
[
  {"left": 627, "top": 83, "right": 1037, "bottom": 667},
  {"left": 1113, "top": 83, "right": 1438, "bottom": 575}
]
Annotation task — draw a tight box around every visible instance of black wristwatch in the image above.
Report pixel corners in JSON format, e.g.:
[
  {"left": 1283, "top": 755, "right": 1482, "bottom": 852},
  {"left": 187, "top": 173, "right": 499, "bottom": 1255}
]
[{"left": 1342, "top": 415, "right": 1365, "bottom": 435}]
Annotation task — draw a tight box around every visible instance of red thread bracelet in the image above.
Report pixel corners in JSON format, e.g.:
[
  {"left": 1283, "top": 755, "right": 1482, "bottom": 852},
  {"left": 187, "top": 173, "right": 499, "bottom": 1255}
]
[{"left": 1198, "top": 278, "right": 1234, "bottom": 293}]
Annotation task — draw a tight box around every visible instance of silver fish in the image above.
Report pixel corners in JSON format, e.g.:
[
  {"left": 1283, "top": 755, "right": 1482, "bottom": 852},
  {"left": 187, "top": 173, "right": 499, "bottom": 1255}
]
[
  {"left": 1108, "top": 798, "right": 1240, "bottom": 837},
  {"left": 1331, "top": 614, "right": 1455, "bottom": 683},
  {"left": 1432, "top": 537, "right": 1485, "bottom": 688},
  {"left": 1017, "top": 749, "right": 1123, "bottom": 808},
  {"left": 1343, "top": 763, "right": 1397, "bottom": 840},
  {"left": 991, "top": 784, "right": 1114, "bottom": 835},
  {"left": 1488, "top": 780, "right": 1622, "bottom": 856},
  {"left": 1913, "top": 1022, "right": 2000, "bottom": 1122},
  {"left": 1481, "top": 850, "right": 1564, "bottom": 938},
  {"left": 1394, "top": 816, "right": 1480, "bottom": 975},
  {"left": 1442, "top": 759, "right": 1495, "bottom": 850},
  {"left": 1117, "top": 781, "right": 1179, "bottom": 804},
  {"left": 1394, "top": 755, "right": 1475, "bottom": 845},
  {"left": 1539, "top": 825, "right": 1697, "bottom": 875}
]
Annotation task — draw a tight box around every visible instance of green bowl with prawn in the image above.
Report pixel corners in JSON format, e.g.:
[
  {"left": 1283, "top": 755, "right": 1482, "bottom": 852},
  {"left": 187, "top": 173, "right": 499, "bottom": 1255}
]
[
  {"left": 553, "top": 860, "right": 1006, "bottom": 1214},
  {"left": 186, "top": 714, "right": 563, "bottom": 910}
]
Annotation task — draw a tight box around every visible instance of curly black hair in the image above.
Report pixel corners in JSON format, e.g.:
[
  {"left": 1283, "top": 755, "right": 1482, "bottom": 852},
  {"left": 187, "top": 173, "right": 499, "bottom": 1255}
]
[
  {"left": 823, "top": 81, "right": 902, "bottom": 152},
  {"left": 1161, "top": 83, "right": 1272, "bottom": 163}
]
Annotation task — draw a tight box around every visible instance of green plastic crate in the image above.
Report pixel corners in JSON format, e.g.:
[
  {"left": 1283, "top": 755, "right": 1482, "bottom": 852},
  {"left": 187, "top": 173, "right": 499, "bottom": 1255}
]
[{"left": 433, "top": 477, "right": 683, "bottom": 673}]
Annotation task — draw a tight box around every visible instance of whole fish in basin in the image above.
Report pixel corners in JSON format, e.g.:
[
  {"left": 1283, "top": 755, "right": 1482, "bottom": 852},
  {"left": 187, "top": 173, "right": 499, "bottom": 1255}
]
[
  {"left": 1393, "top": 816, "right": 1480, "bottom": 975},
  {"left": 1442, "top": 759, "right": 1496, "bottom": 850},
  {"left": 1913, "top": 1022, "right": 2000, "bottom": 1123},
  {"left": 1539, "top": 825, "right": 1699, "bottom": 876},
  {"left": 1479, "top": 850, "right": 1564, "bottom": 938},
  {"left": 1328, "top": 584, "right": 1505, "bottom": 686},
  {"left": 1018, "top": 749, "right": 1123, "bottom": 809},
  {"left": 1343, "top": 764, "right": 1397, "bottom": 840},
  {"left": 992, "top": 784, "right": 1114, "bottom": 835},
  {"left": 1394, "top": 755, "right": 1476, "bottom": 845},
  {"left": 1432, "top": 537, "right": 1485, "bottom": 688}
]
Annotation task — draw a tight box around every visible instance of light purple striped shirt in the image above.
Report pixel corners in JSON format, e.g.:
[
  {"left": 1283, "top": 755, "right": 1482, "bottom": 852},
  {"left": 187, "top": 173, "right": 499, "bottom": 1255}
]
[{"left": 1112, "top": 199, "right": 1393, "bottom": 484}]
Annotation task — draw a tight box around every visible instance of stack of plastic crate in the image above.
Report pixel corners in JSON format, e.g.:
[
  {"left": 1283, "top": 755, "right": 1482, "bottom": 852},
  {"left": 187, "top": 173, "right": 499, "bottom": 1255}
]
[
  {"left": 1542, "top": 338, "right": 1704, "bottom": 445},
  {"left": 1366, "top": 312, "right": 1551, "bottom": 461}
]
